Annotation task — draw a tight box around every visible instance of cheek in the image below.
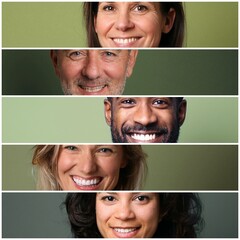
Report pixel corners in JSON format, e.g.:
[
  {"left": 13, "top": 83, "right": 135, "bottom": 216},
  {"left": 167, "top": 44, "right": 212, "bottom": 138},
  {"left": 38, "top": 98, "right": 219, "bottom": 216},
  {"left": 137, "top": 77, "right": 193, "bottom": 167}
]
[
  {"left": 113, "top": 110, "right": 128, "bottom": 128},
  {"left": 138, "top": 204, "right": 160, "bottom": 236},
  {"left": 59, "top": 62, "right": 81, "bottom": 80},
  {"left": 57, "top": 154, "right": 74, "bottom": 174},
  {"left": 103, "top": 63, "right": 127, "bottom": 81},
  {"left": 100, "top": 158, "right": 122, "bottom": 176},
  {"left": 96, "top": 201, "right": 112, "bottom": 236},
  {"left": 138, "top": 15, "right": 162, "bottom": 40}
]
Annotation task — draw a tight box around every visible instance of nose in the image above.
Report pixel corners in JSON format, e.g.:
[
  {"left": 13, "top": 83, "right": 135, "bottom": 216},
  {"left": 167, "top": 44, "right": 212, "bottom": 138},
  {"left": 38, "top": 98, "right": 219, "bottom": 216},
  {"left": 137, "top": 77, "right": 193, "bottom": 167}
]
[
  {"left": 115, "top": 11, "right": 135, "bottom": 32},
  {"left": 78, "top": 150, "right": 97, "bottom": 174},
  {"left": 82, "top": 53, "right": 100, "bottom": 80},
  {"left": 133, "top": 104, "right": 158, "bottom": 126},
  {"left": 114, "top": 203, "right": 135, "bottom": 220}
]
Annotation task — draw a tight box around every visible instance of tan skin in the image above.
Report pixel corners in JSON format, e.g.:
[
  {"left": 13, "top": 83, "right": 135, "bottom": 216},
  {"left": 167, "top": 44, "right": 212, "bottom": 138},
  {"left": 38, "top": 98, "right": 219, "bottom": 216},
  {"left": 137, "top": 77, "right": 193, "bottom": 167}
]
[
  {"left": 51, "top": 50, "right": 138, "bottom": 95},
  {"left": 96, "top": 192, "right": 160, "bottom": 238},
  {"left": 104, "top": 97, "right": 186, "bottom": 143},
  {"left": 94, "top": 2, "right": 176, "bottom": 47}
]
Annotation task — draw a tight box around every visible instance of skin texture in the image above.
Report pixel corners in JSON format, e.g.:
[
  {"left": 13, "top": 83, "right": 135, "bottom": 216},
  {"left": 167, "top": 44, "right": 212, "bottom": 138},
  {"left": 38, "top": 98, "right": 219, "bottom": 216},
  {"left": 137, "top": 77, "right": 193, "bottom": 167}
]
[
  {"left": 95, "top": 2, "right": 176, "bottom": 47},
  {"left": 51, "top": 50, "right": 138, "bottom": 95},
  {"left": 104, "top": 97, "right": 186, "bottom": 143},
  {"left": 57, "top": 145, "right": 126, "bottom": 190},
  {"left": 96, "top": 192, "right": 160, "bottom": 238}
]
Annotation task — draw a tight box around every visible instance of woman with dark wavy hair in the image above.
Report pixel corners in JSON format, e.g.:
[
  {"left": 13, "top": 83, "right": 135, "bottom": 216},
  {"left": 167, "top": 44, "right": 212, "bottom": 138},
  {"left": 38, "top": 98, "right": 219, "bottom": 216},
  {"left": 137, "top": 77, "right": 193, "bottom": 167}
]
[
  {"left": 65, "top": 192, "right": 202, "bottom": 238},
  {"left": 83, "top": 2, "right": 185, "bottom": 47}
]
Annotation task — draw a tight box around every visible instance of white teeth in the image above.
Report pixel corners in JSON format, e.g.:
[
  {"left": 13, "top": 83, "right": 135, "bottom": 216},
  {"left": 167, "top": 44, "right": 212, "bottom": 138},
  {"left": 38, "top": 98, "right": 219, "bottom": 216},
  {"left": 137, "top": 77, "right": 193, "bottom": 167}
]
[
  {"left": 113, "top": 38, "right": 137, "bottom": 44},
  {"left": 81, "top": 85, "right": 105, "bottom": 93},
  {"left": 131, "top": 133, "right": 156, "bottom": 141},
  {"left": 114, "top": 228, "right": 137, "bottom": 233},
  {"left": 73, "top": 177, "right": 100, "bottom": 186}
]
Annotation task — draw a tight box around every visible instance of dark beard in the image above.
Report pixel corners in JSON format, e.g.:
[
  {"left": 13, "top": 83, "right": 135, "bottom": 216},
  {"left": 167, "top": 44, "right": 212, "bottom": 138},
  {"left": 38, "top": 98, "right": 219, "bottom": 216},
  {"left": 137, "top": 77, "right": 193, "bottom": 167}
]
[{"left": 111, "top": 121, "right": 180, "bottom": 143}]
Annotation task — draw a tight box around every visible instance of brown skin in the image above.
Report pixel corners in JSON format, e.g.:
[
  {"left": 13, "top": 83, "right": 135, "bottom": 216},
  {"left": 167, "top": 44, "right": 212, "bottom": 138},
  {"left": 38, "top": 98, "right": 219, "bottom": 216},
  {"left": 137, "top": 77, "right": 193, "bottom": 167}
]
[
  {"left": 51, "top": 50, "right": 138, "bottom": 95},
  {"left": 104, "top": 97, "right": 186, "bottom": 143}
]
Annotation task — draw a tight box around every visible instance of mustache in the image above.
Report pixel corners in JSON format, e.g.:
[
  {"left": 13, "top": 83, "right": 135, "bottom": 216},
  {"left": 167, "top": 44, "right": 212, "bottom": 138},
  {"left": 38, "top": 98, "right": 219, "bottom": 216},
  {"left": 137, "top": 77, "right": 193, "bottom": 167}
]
[
  {"left": 74, "top": 78, "right": 109, "bottom": 86},
  {"left": 122, "top": 123, "right": 168, "bottom": 135}
]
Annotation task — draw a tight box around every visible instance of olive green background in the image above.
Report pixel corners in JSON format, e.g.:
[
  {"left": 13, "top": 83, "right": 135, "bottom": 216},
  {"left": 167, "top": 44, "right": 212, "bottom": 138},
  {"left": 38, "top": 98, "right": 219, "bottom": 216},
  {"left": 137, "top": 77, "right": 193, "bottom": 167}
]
[
  {"left": 2, "top": 50, "right": 238, "bottom": 95},
  {"left": 2, "top": 97, "right": 238, "bottom": 143},
  {"left": 2, "top": 2, "right": 238, "bottom": 47},
  {"left": 2, "top": 145, "right": 237, "bottom": 191},
  {"left": 2, "top": 193, "right": 238, "bottom": 238}
]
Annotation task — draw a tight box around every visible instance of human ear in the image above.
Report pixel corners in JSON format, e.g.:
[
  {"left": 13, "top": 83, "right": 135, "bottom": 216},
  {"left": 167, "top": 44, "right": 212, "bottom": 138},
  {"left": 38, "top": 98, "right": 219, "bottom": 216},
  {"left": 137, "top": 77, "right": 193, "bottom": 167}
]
[
  {"left": 162, "top": 8, "right": 176, "bottom": 33},
  {"left": 104, "top": 99, "right": 112, "bottom": 126},
  {"left": 50, "top": 50, "right": 60, "bottom": 77},
  {"left": 126, "top": 50, "right": 138, "bottom": 78},
  {"left": 178, "top": 100, "right": 187, "bottom": 126}
]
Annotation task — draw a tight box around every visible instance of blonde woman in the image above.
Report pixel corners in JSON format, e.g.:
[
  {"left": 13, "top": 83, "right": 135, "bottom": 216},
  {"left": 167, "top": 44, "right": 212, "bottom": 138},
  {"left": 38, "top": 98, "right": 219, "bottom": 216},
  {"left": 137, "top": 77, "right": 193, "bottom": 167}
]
[{"left": 32, "top": 145, "right": 147, "bottom": 190}]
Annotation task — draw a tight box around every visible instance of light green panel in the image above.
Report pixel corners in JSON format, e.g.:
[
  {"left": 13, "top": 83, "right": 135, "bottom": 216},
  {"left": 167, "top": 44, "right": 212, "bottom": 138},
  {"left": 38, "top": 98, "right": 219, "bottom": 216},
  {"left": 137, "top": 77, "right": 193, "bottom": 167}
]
[
  {"left": 180, "top": 97, "right": 238, "bottom": 143},
  {"left": 2, "top": 2, "right": 87, "bottom": 47},
  {"left": 2, "top": 97, "right": 237, "bottom": 143},
  {"left": 2, "top": 2, "right": 238, "bottom": 47},
  {"left": 2, "top": 145, "right": 237, "bottom": 191},
  {"left": 2, "top": 97, "right": 111, "bottom": 143},
  {"left": 185, "top": 2, "right": 238, "bottom": 47},
  {"left": 143, "top": 145, "right": 237, "bottom": 190},
  {"left": 2, "top": 50, "right": 238, "bottom": 95}
]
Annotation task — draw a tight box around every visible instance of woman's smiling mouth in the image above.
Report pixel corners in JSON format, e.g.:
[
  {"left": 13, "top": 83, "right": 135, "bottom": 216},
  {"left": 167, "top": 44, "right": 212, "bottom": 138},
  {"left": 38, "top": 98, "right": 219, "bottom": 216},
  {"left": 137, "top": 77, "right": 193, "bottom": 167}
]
[
  {"left": 72, "top": 176, "right": 102, "bottom": 190},
  {"left": 112, "top": 227, "right": 140, "bottom": 238}
]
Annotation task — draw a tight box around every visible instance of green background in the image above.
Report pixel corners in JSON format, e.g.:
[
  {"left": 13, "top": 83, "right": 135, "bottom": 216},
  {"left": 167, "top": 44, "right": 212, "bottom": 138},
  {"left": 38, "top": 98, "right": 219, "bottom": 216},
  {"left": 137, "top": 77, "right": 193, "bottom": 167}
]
[
  {"left": 2, "top": 145, "right": 237, "bottom": 191},
  {"left": 2, "top": 50, "right": 238, "bottom": 95},
  {"left": 2, "top": 2, "right": 238, "bottom": 47},
  {"left": 2, "top": 97, "right": 238, "bottom": 143},
  {"left": 2, "top": 193, "right": 238, "bottom": 238}
]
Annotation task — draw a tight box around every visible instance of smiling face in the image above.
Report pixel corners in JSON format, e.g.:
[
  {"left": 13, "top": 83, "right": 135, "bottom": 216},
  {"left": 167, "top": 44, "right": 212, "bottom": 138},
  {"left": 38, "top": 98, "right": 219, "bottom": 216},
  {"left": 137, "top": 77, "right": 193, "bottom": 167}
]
[
  {"left": 104, "top": 97, "right": 186, "bottom": 143},
  {"left": 95, "top": 2, "right": 175, "bottom": 47},
  {"left": 96, "top": 192, "right": 160, "bottom": 238},
  {"left": 57, "top": 145, "right": 126, "bottom": 190},
  {"left": 51, "top": 50, "right": 137, "bottom": 95}
]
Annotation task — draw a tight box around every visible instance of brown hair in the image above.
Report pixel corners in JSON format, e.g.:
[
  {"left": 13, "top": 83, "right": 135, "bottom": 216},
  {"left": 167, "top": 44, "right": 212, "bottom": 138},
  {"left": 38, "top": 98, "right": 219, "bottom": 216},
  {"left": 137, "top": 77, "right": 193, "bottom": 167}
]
[
  {"left": 83, "top": 2, "right": 185, "bottom": 47},
  {"left": 32, "top": 145, "right": 147, "bottom": 190}
]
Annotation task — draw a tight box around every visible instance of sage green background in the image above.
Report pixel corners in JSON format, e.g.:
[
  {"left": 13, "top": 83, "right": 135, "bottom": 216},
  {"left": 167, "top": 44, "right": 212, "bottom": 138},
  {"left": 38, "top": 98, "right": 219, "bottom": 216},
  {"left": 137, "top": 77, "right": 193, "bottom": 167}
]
[
  {"left": 2, "top": 145, "right": 237, "bottom": 191},
  {"left": 2, "top": 97, "right": 238, "bottom": 143},
  {"left": 2, "top": 2, "right": 238, "bottom": 47},
  {"left": 2, "top": 50, "right": 238, "bottom": 95},
  {"left": 2, "top": 193, "right": 238, "bottom": 238}
]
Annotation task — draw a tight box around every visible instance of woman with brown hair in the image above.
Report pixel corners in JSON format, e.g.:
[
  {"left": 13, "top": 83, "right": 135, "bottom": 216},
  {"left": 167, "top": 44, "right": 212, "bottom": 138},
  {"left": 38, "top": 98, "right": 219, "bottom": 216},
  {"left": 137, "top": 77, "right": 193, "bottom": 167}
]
[{"left": 83, "top": 2, "right": 185, "bottom": 47}]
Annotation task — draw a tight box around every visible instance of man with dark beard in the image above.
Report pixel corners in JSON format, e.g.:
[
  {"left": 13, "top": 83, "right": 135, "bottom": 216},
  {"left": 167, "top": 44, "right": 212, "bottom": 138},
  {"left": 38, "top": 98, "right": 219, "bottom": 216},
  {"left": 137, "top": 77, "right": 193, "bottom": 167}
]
[{"left": 104, "top": 97, "right": 186, "bottom": 143}]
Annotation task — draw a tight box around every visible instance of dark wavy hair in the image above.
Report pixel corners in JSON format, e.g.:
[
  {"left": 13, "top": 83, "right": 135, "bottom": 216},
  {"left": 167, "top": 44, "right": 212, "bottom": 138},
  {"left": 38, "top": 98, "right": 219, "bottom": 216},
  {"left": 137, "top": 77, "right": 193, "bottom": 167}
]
[
  {"left": 83, "top": 2, "right": 185, "bottom": 47},
  {"left": 65, "top": 193, "right": 203, "bottom": 238}
]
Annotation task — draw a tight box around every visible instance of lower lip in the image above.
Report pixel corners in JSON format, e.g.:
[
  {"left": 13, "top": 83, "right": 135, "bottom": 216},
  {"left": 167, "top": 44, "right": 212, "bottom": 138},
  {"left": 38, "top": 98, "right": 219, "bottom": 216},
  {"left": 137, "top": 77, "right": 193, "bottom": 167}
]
[{"left": 112, "top": 228, "right": 139, "bottom": 238}]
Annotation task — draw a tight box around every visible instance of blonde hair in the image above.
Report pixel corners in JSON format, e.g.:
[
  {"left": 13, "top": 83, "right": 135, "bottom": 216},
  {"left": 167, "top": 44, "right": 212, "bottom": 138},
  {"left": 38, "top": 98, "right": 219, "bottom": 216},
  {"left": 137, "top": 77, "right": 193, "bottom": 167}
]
[{"left": 32, "top": 145, "right": 147, "bottom": 190}]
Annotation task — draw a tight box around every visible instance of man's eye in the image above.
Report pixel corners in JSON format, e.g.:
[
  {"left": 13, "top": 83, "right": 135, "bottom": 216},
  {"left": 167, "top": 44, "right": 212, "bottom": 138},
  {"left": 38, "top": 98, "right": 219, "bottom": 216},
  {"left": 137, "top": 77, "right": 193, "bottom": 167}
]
[
  {"left": 153, "top": 99, "right": 168, "bottom": 106},
  {"left": 68, "top": 51, "right": 84, "bottom": 60},
  {"left": 104, "top": 51, "right": 116, "bottom": 57},
  {"left": 64, "top": 145, "right": 78, "bottom": 151},
  {"left": 121, "top": 99, "right": 135, "bottom": 105}
]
